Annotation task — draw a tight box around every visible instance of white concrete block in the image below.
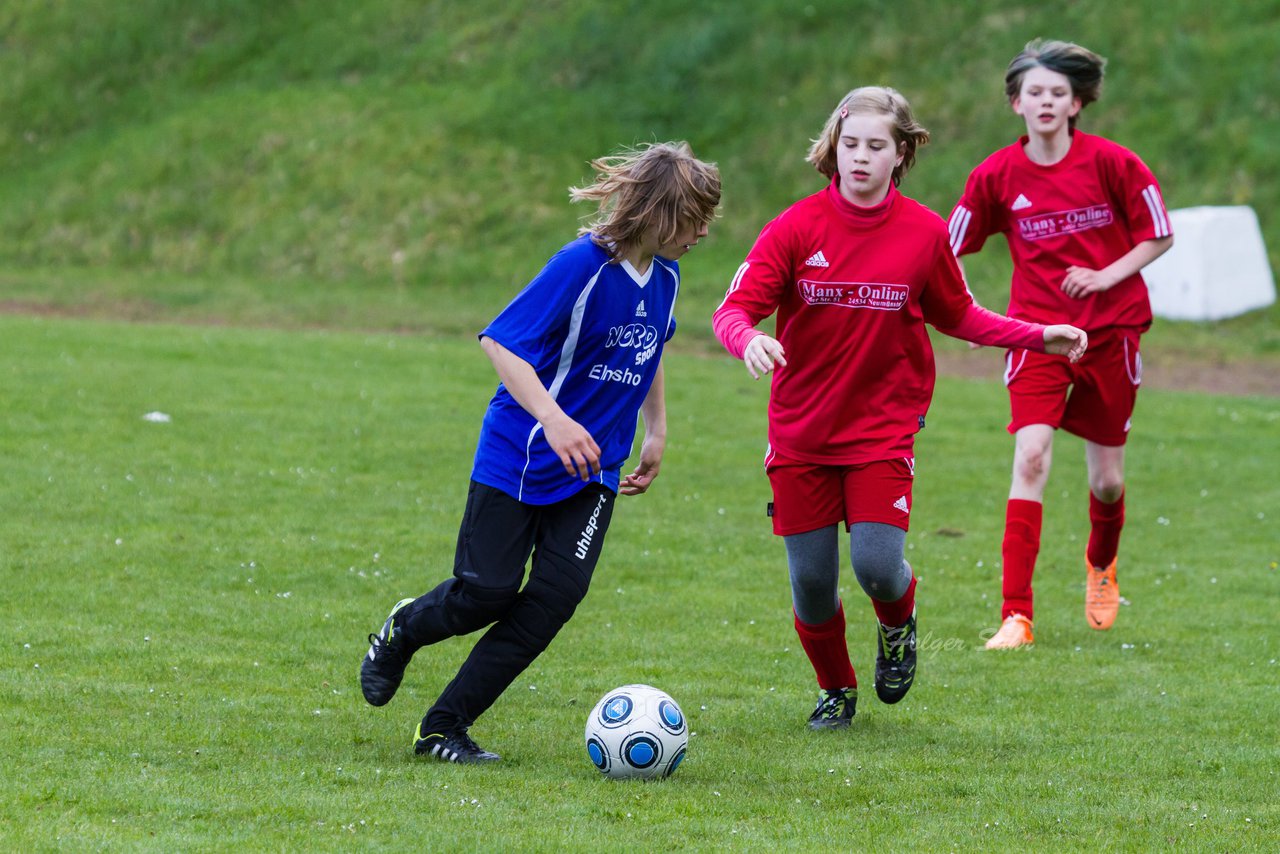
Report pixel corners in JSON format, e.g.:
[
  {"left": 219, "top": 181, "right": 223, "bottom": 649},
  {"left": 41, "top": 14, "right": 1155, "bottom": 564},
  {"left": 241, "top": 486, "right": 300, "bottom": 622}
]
[{"left": 1143, "top": 206, "right": 1276, "bottom": 321}]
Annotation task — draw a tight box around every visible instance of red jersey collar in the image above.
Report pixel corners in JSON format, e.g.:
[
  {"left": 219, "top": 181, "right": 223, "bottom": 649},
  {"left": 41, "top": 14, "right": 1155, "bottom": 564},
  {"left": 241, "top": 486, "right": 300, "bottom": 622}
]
[
  {"left": 1016, "top": 129, "right": 1087, "bottom": 170},
  {"left": 825, "top": 176, "right": 898, "bottom": 228}
]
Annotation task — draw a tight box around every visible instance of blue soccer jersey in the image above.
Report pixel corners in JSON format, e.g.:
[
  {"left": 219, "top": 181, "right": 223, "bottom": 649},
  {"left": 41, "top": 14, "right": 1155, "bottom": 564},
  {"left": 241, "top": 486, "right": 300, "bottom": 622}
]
[{"left": 472, "top": 235, "right": 680, "bottom": 505}]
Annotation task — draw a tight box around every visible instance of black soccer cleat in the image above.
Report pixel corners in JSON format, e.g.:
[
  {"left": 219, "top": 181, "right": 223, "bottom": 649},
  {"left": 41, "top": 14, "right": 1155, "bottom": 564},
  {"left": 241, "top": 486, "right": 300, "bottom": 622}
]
[
  {"left": 360, "top": 597, "right": 416, "bottom": 706},
  {"left": 874, "top": 609, "right": 917, "bottom": 704},
  {"left": 808, "top": 686, "right": 858, "bottom": 730},
  {"left": 414, "top": 724, "right": 501, "bottom": 763}
]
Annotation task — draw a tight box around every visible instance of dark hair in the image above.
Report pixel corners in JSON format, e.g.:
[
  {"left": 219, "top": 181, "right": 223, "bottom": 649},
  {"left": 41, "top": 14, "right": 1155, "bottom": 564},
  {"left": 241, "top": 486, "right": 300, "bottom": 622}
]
[{"left": 1005, "top": 39, "right": 1106, "bottom": 129}]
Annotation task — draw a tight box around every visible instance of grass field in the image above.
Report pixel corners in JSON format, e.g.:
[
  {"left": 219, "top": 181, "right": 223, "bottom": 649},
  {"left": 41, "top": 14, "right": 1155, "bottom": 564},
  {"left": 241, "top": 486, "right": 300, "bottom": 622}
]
[
  {"left": 3, "top": 314, "right": 1276, "bottom": 850},
  {"left": 3, "top": 1, "right": 1278, "bottom": 849}
]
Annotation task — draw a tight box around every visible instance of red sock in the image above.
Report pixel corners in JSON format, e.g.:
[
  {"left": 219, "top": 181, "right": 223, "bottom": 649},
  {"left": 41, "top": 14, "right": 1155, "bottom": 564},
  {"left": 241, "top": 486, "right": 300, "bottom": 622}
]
[
  {"left": 1087, "top": 490, "right": 1125, "bottom": 569},
  {"left": 793, "top": 603, "right": 858, "bottom": 690},
  {"left": 872, "top": 575, "right": 916, "bottom": 628},
  {"left": 1002, "top": 499, "right": 1042, "bottom": 620}
]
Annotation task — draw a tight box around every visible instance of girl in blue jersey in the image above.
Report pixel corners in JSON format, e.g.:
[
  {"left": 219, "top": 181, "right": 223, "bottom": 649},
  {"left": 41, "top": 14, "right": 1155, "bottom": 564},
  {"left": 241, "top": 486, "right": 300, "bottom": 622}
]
[{"left": 359, "top": 142, "right": 721, "bottom": 763}]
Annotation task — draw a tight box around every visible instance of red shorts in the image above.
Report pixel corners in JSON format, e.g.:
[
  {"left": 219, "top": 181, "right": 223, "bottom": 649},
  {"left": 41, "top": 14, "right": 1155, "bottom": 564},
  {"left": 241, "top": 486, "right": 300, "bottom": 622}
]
[
  {"left": 1004, "top": 328, "right": 1142, "bottom": 446},
  {"left": 764, "top": 449, "right": 914, "bottom": 535}
]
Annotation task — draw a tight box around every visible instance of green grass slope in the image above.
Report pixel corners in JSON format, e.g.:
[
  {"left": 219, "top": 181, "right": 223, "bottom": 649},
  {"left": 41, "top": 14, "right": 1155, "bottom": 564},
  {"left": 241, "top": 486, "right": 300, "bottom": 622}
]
[{"left": 2, "top": 0, "right": 1278, "bottom": 356}]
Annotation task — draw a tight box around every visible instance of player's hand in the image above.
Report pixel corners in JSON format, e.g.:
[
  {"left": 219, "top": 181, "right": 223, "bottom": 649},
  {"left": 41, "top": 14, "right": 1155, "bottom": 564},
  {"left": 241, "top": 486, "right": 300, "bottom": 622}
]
[
  {"left": 1061, "top": 266, "right": 1116, "bottom": 298},
  {"left": 620, "top": 459, "right": 660, "bottom": 495},
  {"left": 743, "top": 334, "right": 787, "bottom": 380},
  {"left": 620, "top": 436, "right": 664, "bottom": 495},
  {"left": 542, "top": 414, "right": 602, "bottom": 481},
  {"left": 1043, "top": 324, "right": 1088, "bottom": 363}
]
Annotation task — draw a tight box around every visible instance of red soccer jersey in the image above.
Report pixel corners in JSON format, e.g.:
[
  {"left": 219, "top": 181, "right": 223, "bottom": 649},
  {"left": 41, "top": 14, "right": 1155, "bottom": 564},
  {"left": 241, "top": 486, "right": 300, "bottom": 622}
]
[
  {"left": 713, "top": 180, "right": 974, "bottom": 466},
  {"left": 948, "top": 130, "right": 1172, "bottom": 332}
]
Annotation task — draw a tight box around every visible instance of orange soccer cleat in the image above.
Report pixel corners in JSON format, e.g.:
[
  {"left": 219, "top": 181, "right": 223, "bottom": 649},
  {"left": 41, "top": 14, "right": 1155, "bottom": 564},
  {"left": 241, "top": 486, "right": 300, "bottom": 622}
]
[
  {"left": 984, "top": 613, "right": 1034, "bottom": 650},
  {"left": 1085, "top": 556, "right": 1120, "bottom": 630}
]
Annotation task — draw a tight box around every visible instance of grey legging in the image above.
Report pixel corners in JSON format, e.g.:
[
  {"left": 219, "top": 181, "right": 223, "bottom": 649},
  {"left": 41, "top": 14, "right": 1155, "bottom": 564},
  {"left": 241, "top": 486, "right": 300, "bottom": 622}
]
[{"left": 785, "top": 522, "right": 911, "bottom": 624}]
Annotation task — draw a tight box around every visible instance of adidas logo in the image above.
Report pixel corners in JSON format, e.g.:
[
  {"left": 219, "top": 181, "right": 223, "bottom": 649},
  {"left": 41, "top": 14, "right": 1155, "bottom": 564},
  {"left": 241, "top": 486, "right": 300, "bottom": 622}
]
[
  {"left": 635, "top": 300, "right": 647, "bottom": 317},
  {"left": 893, "top": 495, "right": 909, "bottom": 513},
  {"left": 804, "top": 250, "right": 829, "bottom": 267},
  {"left": 1012, "top": 194, "right": 1032, "bottom": 211}
]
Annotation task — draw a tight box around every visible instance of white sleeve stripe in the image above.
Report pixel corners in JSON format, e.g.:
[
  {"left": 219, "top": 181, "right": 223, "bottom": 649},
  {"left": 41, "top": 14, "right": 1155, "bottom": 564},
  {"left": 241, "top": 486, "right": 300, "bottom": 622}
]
[
  {"left": 546, "top": 265, "right": 603, "bottom": 401},
  {"left": 948, "top": 207, "right": 972, "bottom": 254},
  {"left": 1142, "top": 185, "right": 1172, "bottom": 237},
  {"left": 715, "top": 261, "right": 751, "bottom": 313}
]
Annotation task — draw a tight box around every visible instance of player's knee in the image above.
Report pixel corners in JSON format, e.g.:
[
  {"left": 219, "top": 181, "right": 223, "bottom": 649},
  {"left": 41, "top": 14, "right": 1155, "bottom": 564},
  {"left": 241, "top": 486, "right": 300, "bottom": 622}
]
[
  {"left": 525, "top": 570, "right": 590, "bottom": 626},
  {"left": 848, "top": 523, "right": 909, "bottom": 601},
  {"left": 1014, "top": 444, "right": 1052, "bottom": 485},
  {"left": 504, "top": 588, "right": 583, "bottom": 653},
  {"left": 499, "top": 584, "right": 581, "bottom": 653},
  {"left": 851, "top": 555, "right": 909, "bottom": 602},
  {"left": 793, "top": 578, "right": 830, "bottom": 607},
  {"left": 1090, "top": 476, "right": 1124, "bottom": 503},
  {"left": 448, "top": 583, "right": 520, "bottom": 634}
]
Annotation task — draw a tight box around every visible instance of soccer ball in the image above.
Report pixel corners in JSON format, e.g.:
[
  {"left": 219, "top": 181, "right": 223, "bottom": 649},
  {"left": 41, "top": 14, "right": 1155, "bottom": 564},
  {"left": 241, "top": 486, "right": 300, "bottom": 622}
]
[{"left": 584, "top": 684, "right": 687, "bottom": 780}]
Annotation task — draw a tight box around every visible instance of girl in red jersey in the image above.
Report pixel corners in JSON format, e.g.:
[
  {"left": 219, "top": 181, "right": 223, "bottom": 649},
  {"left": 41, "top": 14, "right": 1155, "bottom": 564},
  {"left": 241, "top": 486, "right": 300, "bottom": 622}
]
[
  {"left": 947, "top": 40, "right": 1174, "bottom": 650},
  {"left": 714, "top": 87, "right": 1087, "bottom": 728}
]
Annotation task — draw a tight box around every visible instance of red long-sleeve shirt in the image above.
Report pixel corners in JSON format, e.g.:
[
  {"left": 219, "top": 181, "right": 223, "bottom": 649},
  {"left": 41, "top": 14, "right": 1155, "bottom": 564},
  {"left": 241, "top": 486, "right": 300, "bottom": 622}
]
[{"left": 715, "top": 180, "right": 1043, "bottom": 465}]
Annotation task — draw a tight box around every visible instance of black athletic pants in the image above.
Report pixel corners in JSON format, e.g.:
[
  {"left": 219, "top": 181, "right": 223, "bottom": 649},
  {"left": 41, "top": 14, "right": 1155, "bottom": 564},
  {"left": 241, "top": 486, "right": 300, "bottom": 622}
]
[{"left": 397, "top": 480, "right": 616, "bottom": 733}]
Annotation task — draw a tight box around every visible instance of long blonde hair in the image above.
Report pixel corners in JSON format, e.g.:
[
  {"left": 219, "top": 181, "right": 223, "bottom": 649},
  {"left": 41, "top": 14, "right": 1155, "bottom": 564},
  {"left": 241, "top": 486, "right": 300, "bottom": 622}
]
[
  {"left": 570, "top": 141, "right": 721, "bottom": 261},
  {"left": 806, "top": 87, "right": 930, "bottom": 186}
]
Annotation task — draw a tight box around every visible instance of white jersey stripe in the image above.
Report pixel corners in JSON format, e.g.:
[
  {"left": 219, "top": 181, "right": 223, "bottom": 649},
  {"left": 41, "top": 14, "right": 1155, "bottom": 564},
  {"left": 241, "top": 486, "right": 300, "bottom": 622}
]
[
  {"left": 948, "top": 207, "right": 972, "bottom": 255},
  {"left": 1154, "top": 185, "right": 1170, "bottom": 236},
  {"left": 654, "top": 258, "right": 681, "bottom": 338},
  {"left": 518, "top": 262, "right": 606, "bottom": 501},
  {"left": 1142, "top": 185, "right": 1172, "bottom": 238},
  {"left": 715, "top": 261, "right": 751, "bottom": 313}
]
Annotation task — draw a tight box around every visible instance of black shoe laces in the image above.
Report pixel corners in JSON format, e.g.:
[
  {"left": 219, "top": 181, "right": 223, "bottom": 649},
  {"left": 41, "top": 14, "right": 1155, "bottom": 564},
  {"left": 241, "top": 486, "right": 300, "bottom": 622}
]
[
  {"left": 453, "top": 730, "right": 484, "bottom": 754},
  {"left": 367, "top": 632, "right": 403, "bottom": 660},
  {"left": 879, "top": 621, "right": 915, "bottom": 662},
  {"left": 812, "top": 690, "right": 851, "bottom": 719}
]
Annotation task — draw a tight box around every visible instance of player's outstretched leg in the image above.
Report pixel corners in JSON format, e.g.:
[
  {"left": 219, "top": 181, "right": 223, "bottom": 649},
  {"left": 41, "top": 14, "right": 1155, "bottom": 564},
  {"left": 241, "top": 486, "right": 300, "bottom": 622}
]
[{"left": 360, "top": 597, "right": 417, "bottom": 706}]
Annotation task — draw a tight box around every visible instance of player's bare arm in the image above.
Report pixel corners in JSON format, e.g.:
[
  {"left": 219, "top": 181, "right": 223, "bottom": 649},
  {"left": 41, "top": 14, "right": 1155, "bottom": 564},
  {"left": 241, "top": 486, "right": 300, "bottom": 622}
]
[
  {"left": 480, "top": 336, "right": 601, "bottom": 480},
  {"left": 1061, "top": 235, "right": 1174, "bottom": 298},
  {"left": 621, "top": 362, "right": 667, "bottom": 495}
]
